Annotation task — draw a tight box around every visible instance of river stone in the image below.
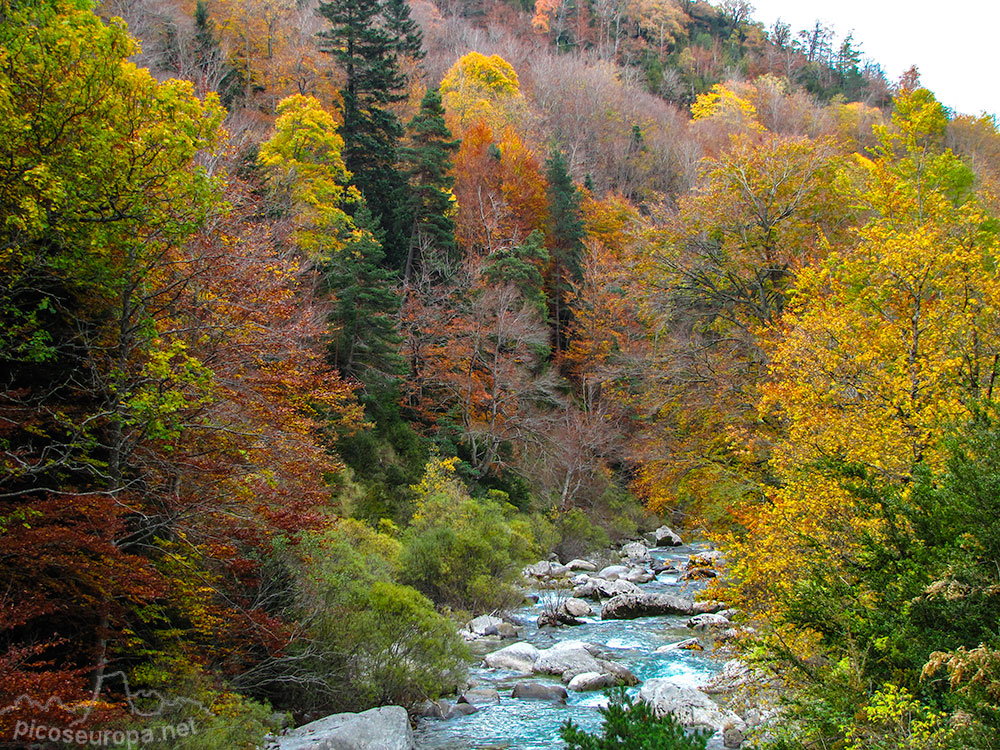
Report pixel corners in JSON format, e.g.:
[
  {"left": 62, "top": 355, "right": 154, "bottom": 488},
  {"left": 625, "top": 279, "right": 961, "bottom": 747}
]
[
  {"left": 596, "top": 658, "right": 639, "bottom": 685},
  {"left": 601, "top": 592, "right": 695, "bottom": 620},
  {"left": 655, "top": 638, "right": 703, "bottom": 652},
  {"left": 597, "top": 564, "right": 630, "bottom": 580},
  {"left": 496, "top": 622, "right": 519, "bottom": 638},
  {"left": 620, "top": 541, "right": 650, "bottom": 562},
  {"left": 567, "top": 671, "right": 617, "bottom": 691},
  {"left": 274, "top": 706, "right": 415, "bottom": 750},
  {"left": 483, "top": 642, "right": 540, "bottom": 672},
  {"left": 562, "top": 597, "right": 593, "bottom": 617},
  {"left": 412, "top": 699, "right": 447, "bottom": 718},
  {"left": 687, "top": 613, "right": 730, "bottom": 631},
  {"left": 625, "top": 566, "right": 655, "bottom": 584},
  {"left": 688, "top": 550, "right": 724, "bottom": 567},
  {"left": 652, "top": 560, "right": 679, "bottom": 574},
  {"left": 444, "top": 702, "right": 477, "bottom": 719},
  {"left": 511, "top": 682, "right": 568, "bottom": 702},
  {"left": 692, "top": 600, "right": 727, "bottom": 614},
  {"left": 566, "top": 559, "right": 598, "bottom": 571},
  {"left": 459, "top": 688, "right": 501, "bottom": 705},
  {"left": 576, "top": 578, "right": 642, "bottom": 600},
  {"left": 537, "top": 610, "right": 583, "bottom": 628},
  {"left": 639, "top": 679, "right": 745, "bottom": 735},
  {"left": 681, "top": 567, "right": 718, "bottom": 582},
  {"left": 467, "top": 615, "right": 504, "bottom": 636},
  {"left": 533, "top": 645, "right": 604, "bottom": 678},
  {"left": 652, "top": 525, "right": 683, "bottom": 546}
]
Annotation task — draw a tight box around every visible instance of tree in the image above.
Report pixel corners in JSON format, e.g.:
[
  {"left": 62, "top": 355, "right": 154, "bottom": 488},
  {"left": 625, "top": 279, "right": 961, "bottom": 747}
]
[
  {"left": 323, "top": 203, "right": 406, "bottom": 390},
  {"left": 398, "top": 87, "right": 460, "bottom": 283},
  {"left": 258, "top": 94, "right": 358, "bottom": 259},
  {"left": 316, "top": 0, "right": 422, "bottom": 268},
  {"left": 545, "top": 147, "right": 586, "bottom": 355},
  {"left": 440, "top": 51, "right": 526, "bottom": 133}
]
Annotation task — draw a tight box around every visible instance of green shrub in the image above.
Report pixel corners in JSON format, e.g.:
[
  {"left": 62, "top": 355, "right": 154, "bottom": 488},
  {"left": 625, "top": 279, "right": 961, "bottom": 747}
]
[
  {"left": 286, "top": 520, "right": 468, "bottom": 713},
  {"left": 399, "top": 457, "right": 540, "bottom": 612},
  {"left": 560, "top": 687, "right": 709, "bottom": 749}
]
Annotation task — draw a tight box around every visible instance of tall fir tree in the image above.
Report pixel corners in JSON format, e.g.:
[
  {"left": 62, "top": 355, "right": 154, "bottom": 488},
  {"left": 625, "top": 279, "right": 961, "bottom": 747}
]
[
  {"left": 324, "top": 201, "right": 406, "bottom": 392},
  {"left": 398, "top": 87, "right": 460, "bottom": 283},
  {"left": 544, "top": 147, "right": 585, "bottom": 355},
  {"left": 316, "top": 0, "right": 423, "bottom": 270}
]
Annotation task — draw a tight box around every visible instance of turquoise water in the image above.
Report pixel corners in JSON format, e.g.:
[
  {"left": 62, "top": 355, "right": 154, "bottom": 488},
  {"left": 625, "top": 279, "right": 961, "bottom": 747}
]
[{"left": 413, "top": 543, "right": 725, "bottom": 749}]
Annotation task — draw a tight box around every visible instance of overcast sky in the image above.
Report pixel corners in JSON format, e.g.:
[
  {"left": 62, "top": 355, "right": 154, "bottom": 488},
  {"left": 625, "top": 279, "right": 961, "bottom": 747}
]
[{"left": 747, "top": 0, "right": 999, "bottom": 119}]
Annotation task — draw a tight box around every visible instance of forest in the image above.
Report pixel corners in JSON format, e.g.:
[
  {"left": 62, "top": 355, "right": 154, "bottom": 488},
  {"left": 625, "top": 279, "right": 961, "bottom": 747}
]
[{"left": 1, "top": 0, "right": 999, "bottom": 747}]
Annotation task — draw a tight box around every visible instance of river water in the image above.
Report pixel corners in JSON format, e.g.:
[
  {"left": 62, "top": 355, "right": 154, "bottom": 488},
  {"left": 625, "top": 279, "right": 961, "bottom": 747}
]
[{"left": 413, "top": 541, "right": 726, "bottom": 750}]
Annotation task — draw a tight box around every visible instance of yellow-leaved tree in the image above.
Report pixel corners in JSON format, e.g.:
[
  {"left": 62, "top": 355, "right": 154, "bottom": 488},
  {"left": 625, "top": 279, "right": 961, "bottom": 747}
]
[
  {"left": 439, "top": 51, "right": 526, "bottom": 133},
  {"left": 724, "top": 88, "right": 1000, "bottom": 625}
]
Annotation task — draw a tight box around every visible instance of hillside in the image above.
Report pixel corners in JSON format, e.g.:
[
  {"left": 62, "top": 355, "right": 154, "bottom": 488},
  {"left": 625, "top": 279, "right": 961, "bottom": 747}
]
[{"left": 2, "top": 0, "right": 1000, "bottom": 748}]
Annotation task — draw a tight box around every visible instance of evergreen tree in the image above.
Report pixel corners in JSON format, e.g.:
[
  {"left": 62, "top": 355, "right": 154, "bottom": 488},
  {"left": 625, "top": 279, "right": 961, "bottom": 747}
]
[
  {"left": 316, "top": 0, "right": 423, "bottom": 270},
  {"left": 324, "top": 202, "right": 406, "bottom": 389},
  {"left": 398, "top": 87, "right": 460, "bottom": 283},
  {"left": 544, "top": 147, "right": 585, "bottom": 355}
]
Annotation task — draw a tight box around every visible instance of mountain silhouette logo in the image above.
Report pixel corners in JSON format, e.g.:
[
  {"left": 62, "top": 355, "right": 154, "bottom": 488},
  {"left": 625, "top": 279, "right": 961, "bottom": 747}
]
[{"left": 0, "top": 671, "right": 209, "bottom": 728}]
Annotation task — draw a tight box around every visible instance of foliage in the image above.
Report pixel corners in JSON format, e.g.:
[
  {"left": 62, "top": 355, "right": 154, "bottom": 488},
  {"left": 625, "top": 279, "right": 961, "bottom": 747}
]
[
  {"left": 440, "top": 51, "right": 526, "bottom": 131},
  {"left": 288, "top": 519, "right": 469, "bottom": 712},
  {"left": 560, "top": 687, "right": 710, "bottom": 749},
  {"left": 399, "top": 456, "right": 540, "bottom": 612}
]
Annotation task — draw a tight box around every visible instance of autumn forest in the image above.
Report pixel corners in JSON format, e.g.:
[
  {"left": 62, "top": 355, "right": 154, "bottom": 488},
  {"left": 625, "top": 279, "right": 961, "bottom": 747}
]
[{"left": 2, "top": 0, "right": 1000, "bottom": 747}]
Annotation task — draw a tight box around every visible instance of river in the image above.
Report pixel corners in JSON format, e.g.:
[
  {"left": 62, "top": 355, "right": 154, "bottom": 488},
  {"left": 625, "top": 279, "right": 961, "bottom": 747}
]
[{"left": 413, "top": 540, "right": 727, "bottom": 749}]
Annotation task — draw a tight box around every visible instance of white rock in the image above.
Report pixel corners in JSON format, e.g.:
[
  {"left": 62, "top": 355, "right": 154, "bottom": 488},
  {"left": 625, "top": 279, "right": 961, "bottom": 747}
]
[
  {"left": 483, "top": 642, "right": 540, "bottom": 672},
  {"left": 567, "top": 671, "right": 617, "bottom": 691},
  {"left": 274, "top": 706, "right": 414, "bottom": 750}
]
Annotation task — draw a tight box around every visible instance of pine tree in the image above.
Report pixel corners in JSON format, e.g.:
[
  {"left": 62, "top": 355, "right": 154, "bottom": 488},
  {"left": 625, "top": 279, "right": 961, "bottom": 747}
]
[
  {"left": 324, "top": 202, "right": 406, "bottom": 388},
  {"left": 316, "top": 0, "right": 423, "bottom": 270},
  {"left": 544, "top": 147, "right": 585, "bottom": 355},
  {"left": 398, "top": 87, "right": 460, "bottom": 283}
]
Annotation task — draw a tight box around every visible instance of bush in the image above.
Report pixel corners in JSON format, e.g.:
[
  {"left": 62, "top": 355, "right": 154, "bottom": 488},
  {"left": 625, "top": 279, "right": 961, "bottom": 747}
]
[
  {"left": 285, "top": 520, "right": 468, "bottom": 713},
  {"left": 560, "top": 687, "right": 709, "bottom": 749},
  {"left": 399, "top": 456, "right": 540, "bottom": 612}
]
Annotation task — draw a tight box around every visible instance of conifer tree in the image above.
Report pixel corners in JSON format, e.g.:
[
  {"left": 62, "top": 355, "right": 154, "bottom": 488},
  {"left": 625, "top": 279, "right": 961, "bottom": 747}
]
[
  {"left": 316, "top": 0, "right": 423, "bottom": 270},
  {"left": 544, "top": 147, "right": 585, "bottom": 354},
  {"left": 325, "top": 202, "right": 406, "bottom": 388},
  {"left": 398, "top": 87, "right": 460, "bottom": 283}
]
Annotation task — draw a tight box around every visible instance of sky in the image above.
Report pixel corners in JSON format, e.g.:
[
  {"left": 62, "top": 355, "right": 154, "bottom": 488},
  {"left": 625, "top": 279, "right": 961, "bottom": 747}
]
[{"left": 746, "top": 0, "right": 1000, "bottom": 119}]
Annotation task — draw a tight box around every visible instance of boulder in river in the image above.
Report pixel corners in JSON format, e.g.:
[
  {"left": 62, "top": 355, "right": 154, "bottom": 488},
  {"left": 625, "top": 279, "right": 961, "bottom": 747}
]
[
  {"left": 651, "top": 525, "right": 683, "bottom": 547},
  {"left": 567, "top": 671, "right": 617, "bottom": 691},
  {"left": 601, "top": 592, "right": 695, "bottom": 620},
  {"left": 595, "top": 658, "right": 639, "bottom": 686},
  {"left": 459, "top": 688, "right": 501, "bottom": 705},
  {"left": 523, "top": 560, "right": 571, "bottom": 579},
  {"left": 573, "top": 577, "right": 642, "bottom": 600},
  {"left": 273, "top": 706, "right": 415, "bottom": 750},
  {"left": 686, "top": 613, "right": 731, "bottom": 632},
  {"left": 620, "top": 541, "right": 651, "bottom": 563},
  {"left": 655, "top": 638, "right": 703, "bottom": 652},
  {"left": 466, "top": 614, "right": 504, "bottom": 636},
  {"left": 625, "top": 566, "right": 655, "bottom": 584},
  {"left": 533, "top": 644, "right": 604, "bottom": 679},
  {"left": 566, "top": 559, "right": 598, "bottom": 572},
  {"left": 444, "top": 702, "right": 477, "bottom": 719},
  {"left": 596, "top": 564, "right": 630, "bottom": 580},
  {"left": 561, "top": 597, "right": 594, "bottom": 617},
  {"left": 511, "top": 682, "right": 568, "bottom": 702},
  {"left": 483, "top": 642, "right": 540, "bottom": 672},
  {"left": 639, "top": 679, "right": 745, "bottom": 736},
  {"left": 537, "top": 610, "right": 584, "bottom": 628}
]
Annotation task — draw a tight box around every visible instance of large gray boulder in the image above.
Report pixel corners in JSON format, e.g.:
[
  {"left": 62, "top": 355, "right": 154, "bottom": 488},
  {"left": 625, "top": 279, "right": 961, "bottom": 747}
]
[
  {"left": 639, "top": 679, "right": 745, "bottom": 736},
  {"left": 562, "top": 597, "right": 594, "bottom": 618},
  {"left": 274, "top": 706, "right": 414, "bottom": 750},
  {"left": 597, "top": 564, "right": 630, "bottom": 580},
  {"left": 686, "top": 613, "right": 731, "bottom": 632},
  {"left": 511, "top": 682, "right": 568, "bottom": 702},
  {"left": 573, "top": 578, "right": 642, "bottom": 600},
  {"left": 566, "top": 559, "right": 598, "bottom": 572},
  {"left": 595, "top": 658, "right": 639, "bottom": 686},
  {"left": 466, "top": 614, "right": 504, "bottom": 636},
  {"left": 524, "top": 560, "right": 570, "bottom": 578},
  {"left": 459, "top": 688, "right": 501, "bottom": 705},
  {"left": 483, "top": 641, "right": 540, "bottom": 672},
  {"left": 533, "top": 645, "right": 604, "bottom": 679},
  {"left": 652, "top": 526, "right": 683, "bottom": 547},
  {"left": 620, "top": 541, "right": 651, "bottom": 563},
  {"left": 567, "top": 671, "right": 617, "bottom": 692},
  {"left": 601, "top": 592, "right": 695, "bottom": 620}
]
